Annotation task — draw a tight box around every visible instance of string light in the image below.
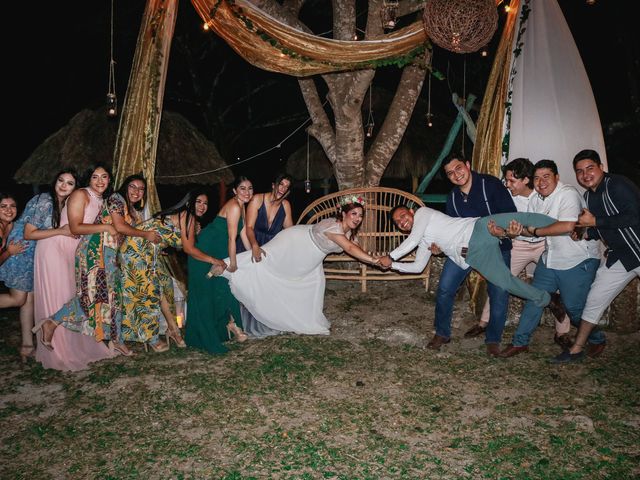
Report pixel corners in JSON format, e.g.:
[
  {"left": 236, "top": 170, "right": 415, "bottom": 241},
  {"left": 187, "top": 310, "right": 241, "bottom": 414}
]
[
  {"left": 203, "top": 22, "right": 210, "bottom": 31},
  {"left": 157, "top": 100, "right": 330, "bottom": 180},
  {"left": 481, "top": 46, "right": 488, "bottom": 57}
]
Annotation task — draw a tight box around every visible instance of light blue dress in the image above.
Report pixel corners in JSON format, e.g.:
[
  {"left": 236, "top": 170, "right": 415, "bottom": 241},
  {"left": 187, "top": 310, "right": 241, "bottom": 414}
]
[{"left": 0, "top": 193, "right": 53, "bottom": 292}]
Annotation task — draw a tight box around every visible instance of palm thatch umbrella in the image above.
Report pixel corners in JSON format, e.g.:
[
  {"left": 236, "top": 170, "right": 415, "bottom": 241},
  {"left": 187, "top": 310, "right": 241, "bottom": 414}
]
[{"left": 15, "top": 109, "right": 233, "bottom": 186}]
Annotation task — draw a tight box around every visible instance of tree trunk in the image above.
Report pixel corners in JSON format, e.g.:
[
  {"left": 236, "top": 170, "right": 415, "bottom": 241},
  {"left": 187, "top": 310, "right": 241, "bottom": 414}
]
[
  {"left": 330, "top": 70, "right": 375, "bottom": 188},
  {"left": 252, "top": 0, "right": 427, "bottom": 189}
]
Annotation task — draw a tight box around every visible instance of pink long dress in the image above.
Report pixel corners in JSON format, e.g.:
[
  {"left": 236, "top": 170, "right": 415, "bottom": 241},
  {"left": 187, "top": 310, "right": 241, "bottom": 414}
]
[{"left": 34, "top": 188, "right": 117, "bottom": 370}]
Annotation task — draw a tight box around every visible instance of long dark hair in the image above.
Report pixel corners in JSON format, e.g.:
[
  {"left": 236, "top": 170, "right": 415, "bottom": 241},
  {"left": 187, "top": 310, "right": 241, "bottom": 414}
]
[
  {"left": 0, "top": 192, "right": 17, "bottom": 203},
  {"left": 228, "top": 175, "right": 252, "bottom": 199},
  {"left": 190, "top": 187, "right": 210, "bottom": 221},
  {"left": 117, "top": 174, "right": 147, "bottom": 214},
  {"left": 81, "top": 163, "right": 113, "bottom": 197},
  {"left": 50, "top": 169, "right": 79, "bottom": 228},
  {"left": 154, "top": 188, "right": 202, "bottom": 239}
]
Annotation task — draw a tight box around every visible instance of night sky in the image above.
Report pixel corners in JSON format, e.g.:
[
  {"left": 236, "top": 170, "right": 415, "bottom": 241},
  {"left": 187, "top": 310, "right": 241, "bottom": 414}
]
[{"left": 7, "top": 0, "right": 637, "bottom": 200}]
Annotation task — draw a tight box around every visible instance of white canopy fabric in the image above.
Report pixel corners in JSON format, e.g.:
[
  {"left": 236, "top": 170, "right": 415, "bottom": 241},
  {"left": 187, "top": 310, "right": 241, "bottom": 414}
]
[{"left": 504, "top": 0, "right": 607, "bottom": 188}]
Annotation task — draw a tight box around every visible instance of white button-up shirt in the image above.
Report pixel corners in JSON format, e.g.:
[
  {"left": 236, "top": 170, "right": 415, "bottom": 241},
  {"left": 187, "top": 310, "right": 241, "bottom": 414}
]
[
  {"left": 530, "top": 181, "right": 600, "bottom": 270},
  {"left": 389, "top": 207, "right": 477, "bottom": 273},
  {"left": 512, "top": 190, "right": 543, "bottom": 243}
]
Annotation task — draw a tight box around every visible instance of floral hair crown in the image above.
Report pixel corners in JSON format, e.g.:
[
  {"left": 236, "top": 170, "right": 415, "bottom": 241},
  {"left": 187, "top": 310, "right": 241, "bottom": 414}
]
[{"left": 339, "top": 194, "right": 366, "bottom": 208}]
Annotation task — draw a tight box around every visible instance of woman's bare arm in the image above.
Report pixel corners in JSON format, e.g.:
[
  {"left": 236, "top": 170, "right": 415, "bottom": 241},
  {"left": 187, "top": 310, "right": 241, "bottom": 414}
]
[
  {"left": 325, "top": 232, "right": 376, "bottom": 264},
  {"left": 67, "top": 190, "right": 115, "bottom": 236},
  {"left": 225, "top": 202, "right": 242, "bottom": 271},
  {"left": 24, "top": 223, "right": 73, "bottom": 240},
  {"left": 178, "top": 212, "right": 224, "bottom": 266}
]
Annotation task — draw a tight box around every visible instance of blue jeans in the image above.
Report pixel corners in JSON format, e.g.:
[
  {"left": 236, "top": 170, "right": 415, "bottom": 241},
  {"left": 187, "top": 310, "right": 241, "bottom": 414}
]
[
  {"left": 435, "top": 251, "right": 511, "bottom": 343},
  {"left": 512, "top": 258, "right": 603, "bottom": 346}
]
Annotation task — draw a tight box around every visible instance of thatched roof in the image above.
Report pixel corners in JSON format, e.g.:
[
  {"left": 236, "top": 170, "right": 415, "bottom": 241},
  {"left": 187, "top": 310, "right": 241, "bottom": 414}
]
[{"left": 15, "top": 109, "right": 233, "bottom": 185}]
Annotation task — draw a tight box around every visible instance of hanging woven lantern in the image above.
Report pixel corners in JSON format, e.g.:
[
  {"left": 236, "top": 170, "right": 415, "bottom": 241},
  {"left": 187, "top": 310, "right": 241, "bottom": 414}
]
[{"left": 423, "top": 0, "right": 498, "bottom": 54}]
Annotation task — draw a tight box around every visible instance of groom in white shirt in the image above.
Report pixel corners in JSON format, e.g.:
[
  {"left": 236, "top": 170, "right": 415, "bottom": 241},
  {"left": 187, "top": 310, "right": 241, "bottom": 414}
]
[{"left": 379, "top": 205, "right": 573, "bottom": 350}]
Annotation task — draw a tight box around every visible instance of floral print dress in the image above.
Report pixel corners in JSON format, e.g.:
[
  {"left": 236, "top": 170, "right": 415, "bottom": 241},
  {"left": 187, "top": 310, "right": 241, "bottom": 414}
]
[
  {"left": 51, "top": 193, "right": 129, "bottom": 343},
  {"left": 0, "top": 193, "right": 53, "bottom": 292},
  {"left": 119, "top": 216, "right": 182, "bottom": 345}
]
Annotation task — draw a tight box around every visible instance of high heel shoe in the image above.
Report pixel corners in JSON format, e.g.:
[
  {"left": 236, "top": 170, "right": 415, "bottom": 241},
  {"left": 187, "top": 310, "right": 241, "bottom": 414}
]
[
  {"left": 144, "top": 340, "right": 169, "bottom": 353},
  {"left": 19, "top": 345, "right": 35, "bottom": 364},
  {"left": 166, "top": 329, "right": 186, "bottom": 348},
  {"left": 227, "top": 322, "right": 248, "bottom": 343},
  {"left": 109, "top": 341, "right": 134, "bottom": 357},
  {"left": 32, "top": 318, "right": 56, "bottom": 351}
]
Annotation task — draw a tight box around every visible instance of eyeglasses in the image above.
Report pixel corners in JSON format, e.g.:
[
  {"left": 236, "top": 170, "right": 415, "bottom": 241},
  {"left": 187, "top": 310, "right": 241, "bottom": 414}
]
[{"left": 128, "top": 184, "right": 146, "bottom": 192}]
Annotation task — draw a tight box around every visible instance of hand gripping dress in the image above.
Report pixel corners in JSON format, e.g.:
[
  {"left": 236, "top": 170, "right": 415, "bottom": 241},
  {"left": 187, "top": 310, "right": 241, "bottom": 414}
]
[{"left": 223, "top": 218, "right": 349, "bottom": 335}]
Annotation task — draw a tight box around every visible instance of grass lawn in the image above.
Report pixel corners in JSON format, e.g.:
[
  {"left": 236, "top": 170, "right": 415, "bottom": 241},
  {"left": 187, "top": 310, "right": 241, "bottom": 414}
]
[{"left": 1, "top": 280, "right": 638, "bottom": 479}]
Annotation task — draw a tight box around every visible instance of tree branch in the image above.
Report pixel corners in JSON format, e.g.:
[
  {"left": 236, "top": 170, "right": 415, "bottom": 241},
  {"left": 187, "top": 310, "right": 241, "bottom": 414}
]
[
  {"left": 298, "top": 78, "right": 336, "bottom": 164},
  {"left": 365, "top": 54, "right": 428, "bottom": 185}
]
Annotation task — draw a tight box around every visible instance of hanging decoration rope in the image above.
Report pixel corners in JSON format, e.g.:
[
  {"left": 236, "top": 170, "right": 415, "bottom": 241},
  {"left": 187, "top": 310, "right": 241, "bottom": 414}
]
[
  {"left": 106, "top": 0, "right": 117, "bottom": 117},
  {"left": 423, "top": 0, "right": 498, "bottom": 54},
  {"left": 304, "top": 132, "right": 312, "bottom": 193},
  {"left": 365, "top": 84, "right": 375, "bottom": 138},
  {"left": 426, "top": 51, "right": 434, "bottom": 127}
]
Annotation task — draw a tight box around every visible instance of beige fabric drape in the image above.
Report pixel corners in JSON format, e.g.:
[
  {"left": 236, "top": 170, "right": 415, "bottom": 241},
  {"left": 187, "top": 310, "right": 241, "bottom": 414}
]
[
  {"left": 113, "top": 0, "right": 179, "bottom": 212},
  {"left": 191, "top": 0, "right": 428, "bottom": 77},
  {"left": 467, "top": 1, "right": 520, "bottom": 317},
  {"left": 471, "top": 0, "right": 520, "bottom": 176}
]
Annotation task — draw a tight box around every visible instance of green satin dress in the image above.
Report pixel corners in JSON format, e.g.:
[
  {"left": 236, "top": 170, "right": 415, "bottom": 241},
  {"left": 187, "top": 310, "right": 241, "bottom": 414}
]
[{"left": 185, "top": 216, "right": 243, "bottom": 354}]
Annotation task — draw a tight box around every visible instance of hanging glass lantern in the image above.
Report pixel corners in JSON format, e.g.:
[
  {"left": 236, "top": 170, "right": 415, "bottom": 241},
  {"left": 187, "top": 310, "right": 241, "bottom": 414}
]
[
  {"left": 304, "top": 179, "right": 312, "bottom": 194},
  {"left": 381, "top": 0, "right": 399, "bottom": 30},
  {"left": 106, "top": 93, "right": 118, "bottom": 118},
  {"left": 426, "top": 113, "right": 434, "bottom": 128},
  {"left": 366, "top": 123, "right": 374, "bottom": 138}
]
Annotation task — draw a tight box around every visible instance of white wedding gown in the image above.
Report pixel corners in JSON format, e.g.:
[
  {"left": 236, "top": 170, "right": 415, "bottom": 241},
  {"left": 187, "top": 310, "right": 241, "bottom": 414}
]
[{"left": 222, "top": 219, "right": 348, "bottom": 335}]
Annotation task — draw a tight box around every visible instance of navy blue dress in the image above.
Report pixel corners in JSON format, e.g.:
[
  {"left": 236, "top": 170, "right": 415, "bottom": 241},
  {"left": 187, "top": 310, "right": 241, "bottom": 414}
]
[{"left": 240, "top": 199, "right": 287, "bottom": 338}]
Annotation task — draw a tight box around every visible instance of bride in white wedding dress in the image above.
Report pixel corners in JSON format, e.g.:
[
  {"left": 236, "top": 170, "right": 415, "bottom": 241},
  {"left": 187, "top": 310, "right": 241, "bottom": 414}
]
[{"left": 221, "top": 196, "right": 378, "bottom": 335}]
